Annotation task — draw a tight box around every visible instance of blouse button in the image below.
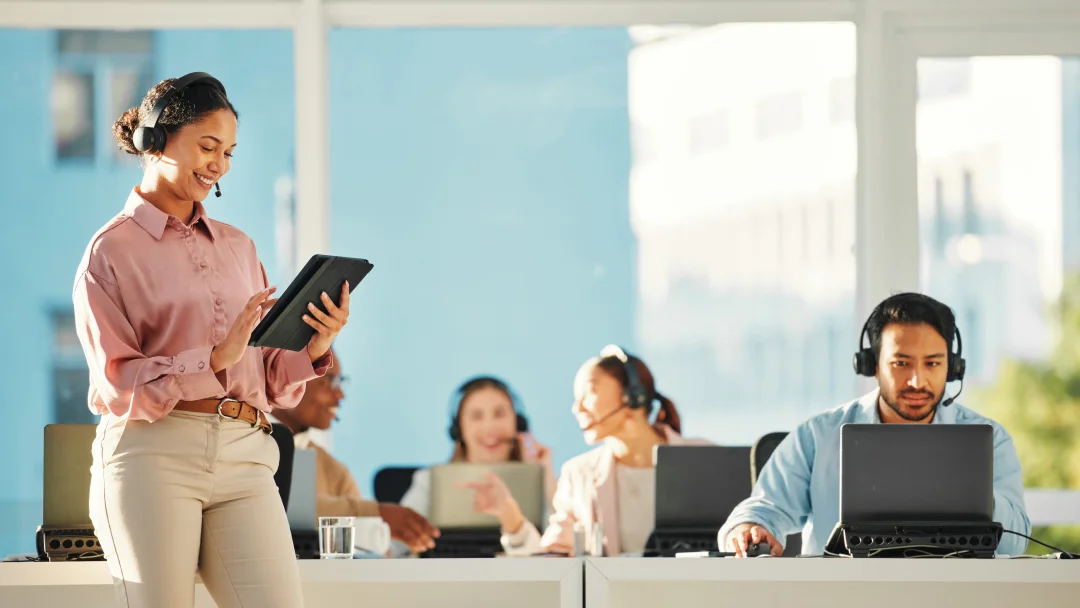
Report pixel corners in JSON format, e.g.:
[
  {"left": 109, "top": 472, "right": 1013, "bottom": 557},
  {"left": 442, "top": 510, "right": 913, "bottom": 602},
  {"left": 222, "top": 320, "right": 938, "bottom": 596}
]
[
  {"left": 200, "top": 261, "right": 208, "bottom": 268},
  {"left": 199, "top": 362, "right": 205, "bottom": 370},
  {"left": 179, "top": 365, "right": 186, "bottom": 372},
  {"left": 215, "top": 297, "right": 223, "bottom": 306}
]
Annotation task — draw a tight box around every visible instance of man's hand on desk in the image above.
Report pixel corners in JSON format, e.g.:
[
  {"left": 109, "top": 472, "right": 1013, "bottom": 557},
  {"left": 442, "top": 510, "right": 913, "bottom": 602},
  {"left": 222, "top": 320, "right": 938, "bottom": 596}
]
[
  {"left": 724, "top": 523, "right": 784, "bottom": 557},
  {"left": 378, "top": 503, "right": 440, "bottom": 553}
]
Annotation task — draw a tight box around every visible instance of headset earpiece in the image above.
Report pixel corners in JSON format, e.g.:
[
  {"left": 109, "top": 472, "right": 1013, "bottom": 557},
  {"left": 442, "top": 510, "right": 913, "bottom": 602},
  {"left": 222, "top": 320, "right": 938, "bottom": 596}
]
[
  {"left": 600, "top": 344, "right": 651, "bottom": 411},
  {"left": 132, "top": 125, "right": 166, "bottom": 155},
  {"left": 947, "top": 325, "right": 966, "bottom": 382},
  {"left": 852, "top": 315, "right": 877, "bottom": 377},
  {"left": 852, "top": 349, "right": 876, "bottom": 377}
]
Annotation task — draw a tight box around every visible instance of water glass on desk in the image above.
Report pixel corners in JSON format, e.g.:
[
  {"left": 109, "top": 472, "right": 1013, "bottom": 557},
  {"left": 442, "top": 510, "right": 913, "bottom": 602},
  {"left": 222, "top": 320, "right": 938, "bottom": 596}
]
[
  {"left": 573, "top": 522, "right": 605, "bottom": 557},
  {"left": 319, "top": 516, "right": 355, "bottom": 559}
]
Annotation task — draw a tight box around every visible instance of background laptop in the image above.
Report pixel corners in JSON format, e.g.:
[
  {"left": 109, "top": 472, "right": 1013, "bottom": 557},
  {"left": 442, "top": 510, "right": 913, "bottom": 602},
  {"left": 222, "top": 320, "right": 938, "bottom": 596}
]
[
  {"left": 39, "top": 424, "right": 101, "bottom": 561},
  {"left": 287, "top": 448, "right": 320, "bottom": 559},
  {"left": 648, "top": 445, "right": 752, "bottom": 555},
  {"left": 428, "top": 462, "right": 545, "bottom": 530},
  {"left": 840, "top": 423, "right": 994, "bottom": 523},
  {"left": 43, "top": 424, "right": 97, "bottom": 529},
  {"left": 287, "top": 448, "right": 318, "bottom": 532},
  {"left": 654, "top": 445, "right": 752, "bottom": 530}
]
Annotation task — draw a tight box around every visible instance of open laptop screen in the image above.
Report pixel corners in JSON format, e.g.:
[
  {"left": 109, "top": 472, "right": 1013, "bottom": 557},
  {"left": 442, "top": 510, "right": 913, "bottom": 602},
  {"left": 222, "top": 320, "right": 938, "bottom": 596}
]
[
  {"left": 840, "top": 423, "right": 994, "bottom": 523},
  {"left": 654, "top": 445, "right": 752, "bottom": 530}
]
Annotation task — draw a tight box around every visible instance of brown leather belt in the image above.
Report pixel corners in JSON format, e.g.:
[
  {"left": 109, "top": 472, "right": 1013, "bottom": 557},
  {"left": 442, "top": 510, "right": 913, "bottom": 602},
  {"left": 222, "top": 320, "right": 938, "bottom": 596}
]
[{"left": 173, "top": 398, "right": 272, "bottom": 434}]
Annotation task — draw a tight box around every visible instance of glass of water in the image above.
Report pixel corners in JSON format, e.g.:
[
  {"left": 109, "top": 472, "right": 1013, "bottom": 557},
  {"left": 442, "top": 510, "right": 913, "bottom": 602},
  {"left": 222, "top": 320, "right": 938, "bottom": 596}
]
[{"left": 318, "top": 516, "right": 356, "bottom": 559}]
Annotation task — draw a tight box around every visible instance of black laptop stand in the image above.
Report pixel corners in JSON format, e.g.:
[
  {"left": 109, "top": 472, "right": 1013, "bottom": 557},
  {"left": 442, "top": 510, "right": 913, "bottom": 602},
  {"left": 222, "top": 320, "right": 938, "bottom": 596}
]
[{"left": 825, "top": 521, "right": 1003, "bottom": 558}]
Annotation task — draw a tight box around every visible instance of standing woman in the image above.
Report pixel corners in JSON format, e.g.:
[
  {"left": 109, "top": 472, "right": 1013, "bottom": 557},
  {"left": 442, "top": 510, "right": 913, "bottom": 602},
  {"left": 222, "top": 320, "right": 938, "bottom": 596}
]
[{"left": 74, "top": 73, "right": 349, "bottom": 608}]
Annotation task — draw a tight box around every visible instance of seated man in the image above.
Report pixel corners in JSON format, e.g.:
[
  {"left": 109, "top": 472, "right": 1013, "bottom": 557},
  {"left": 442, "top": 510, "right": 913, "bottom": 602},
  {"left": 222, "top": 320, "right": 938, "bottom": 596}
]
[
  {"left": 272, "top": 349, "right": 439, "bottom": 554},
  {"left": 718, "top": 293, "right": 1030, "bottom": 556}
]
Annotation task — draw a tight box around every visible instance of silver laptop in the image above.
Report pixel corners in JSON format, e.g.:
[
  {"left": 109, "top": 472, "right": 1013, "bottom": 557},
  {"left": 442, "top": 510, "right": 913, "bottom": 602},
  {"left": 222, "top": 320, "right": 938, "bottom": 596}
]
[
  {"left": 43, "top": 424, "right": 97, "bottom": 528},
  {"left": 429, "top": 463, "right": 545, "bottom": 530},
  {"left": 287, "top": 448, "right": 318, "bottom": 532}
]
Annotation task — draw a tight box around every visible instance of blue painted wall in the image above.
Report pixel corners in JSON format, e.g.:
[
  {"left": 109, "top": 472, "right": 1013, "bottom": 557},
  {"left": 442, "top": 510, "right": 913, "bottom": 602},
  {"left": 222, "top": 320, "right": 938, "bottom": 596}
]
[{"left": 326, "top": 28, "right": 634, "bottom": 500}]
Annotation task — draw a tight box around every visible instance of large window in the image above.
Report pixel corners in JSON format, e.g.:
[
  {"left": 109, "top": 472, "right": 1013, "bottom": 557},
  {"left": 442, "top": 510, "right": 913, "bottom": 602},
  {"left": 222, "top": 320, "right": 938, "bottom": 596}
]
[
  {"left": 52, "top": 30, "right": 155, "bottom": 163},
  {"left": 327, "top": 23, "right": 856, "bottom": 493},
  {"left": 0, "top": 28, "right": 295, "bottom": 558},
  {"left": 629, "top": 23, "right": 856, "bottom": 446},
  {"left": 917, "top": 55, "right": 1080, "bottom": 551}
]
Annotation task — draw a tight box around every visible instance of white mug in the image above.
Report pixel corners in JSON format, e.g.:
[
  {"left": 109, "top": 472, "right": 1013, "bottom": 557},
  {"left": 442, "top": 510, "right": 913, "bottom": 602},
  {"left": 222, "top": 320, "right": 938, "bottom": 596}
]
[{"left": 353, "top": 516, "right": 391, "bottom": 555}]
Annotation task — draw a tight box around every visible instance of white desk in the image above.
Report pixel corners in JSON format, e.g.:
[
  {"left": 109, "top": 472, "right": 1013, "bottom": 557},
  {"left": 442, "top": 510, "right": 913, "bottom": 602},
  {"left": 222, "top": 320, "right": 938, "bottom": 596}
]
[
  {"left": 585, "top": 557, "right": 1079, "bottom": 608},
  {"left": 0, "top": 558, "right": 583, "bottom": 607}
]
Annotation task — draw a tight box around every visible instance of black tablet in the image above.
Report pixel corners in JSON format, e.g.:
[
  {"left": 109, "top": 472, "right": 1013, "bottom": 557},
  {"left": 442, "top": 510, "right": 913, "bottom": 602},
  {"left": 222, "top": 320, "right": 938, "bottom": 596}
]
[{"left": 249, "top": 254, "right": 374, "bottom": 351}]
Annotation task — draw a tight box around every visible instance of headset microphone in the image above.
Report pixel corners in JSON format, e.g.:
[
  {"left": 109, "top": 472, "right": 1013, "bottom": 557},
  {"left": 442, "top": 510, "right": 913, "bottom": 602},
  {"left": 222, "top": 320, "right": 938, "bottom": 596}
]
[
  {"left": 214, "top": 182, "right": 221, "bottom": 198},
  {"left": 582, "top": 404, "right": 627, "bottom": 431},
  {"left": 941, "top": 379, "right": 963, "bottom": 408}
]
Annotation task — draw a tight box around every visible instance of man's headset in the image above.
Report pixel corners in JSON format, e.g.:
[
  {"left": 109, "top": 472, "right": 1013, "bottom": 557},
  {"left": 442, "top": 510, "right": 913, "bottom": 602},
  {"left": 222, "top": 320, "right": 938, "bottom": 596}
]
[
  {"left": 852, "top": 294, "right": 966, "bottom": 406},
  {"left": 447, "top": 376, "right": 529, "bottom": 444},
  {"left": 133, "top": 71, "right": 228, "bottom": 197}
]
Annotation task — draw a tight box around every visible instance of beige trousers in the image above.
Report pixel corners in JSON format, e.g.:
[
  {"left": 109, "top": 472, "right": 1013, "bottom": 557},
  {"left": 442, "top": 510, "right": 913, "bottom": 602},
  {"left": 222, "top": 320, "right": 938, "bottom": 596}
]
[{"left": 89, "top": 409, "right": 304, "bottom": 608}]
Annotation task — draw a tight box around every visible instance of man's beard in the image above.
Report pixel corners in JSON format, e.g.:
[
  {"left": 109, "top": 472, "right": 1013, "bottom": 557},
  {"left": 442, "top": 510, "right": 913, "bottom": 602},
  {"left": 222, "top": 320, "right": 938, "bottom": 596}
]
[{"left": 880, "top": 388, "right": 942, "bottom": 422}]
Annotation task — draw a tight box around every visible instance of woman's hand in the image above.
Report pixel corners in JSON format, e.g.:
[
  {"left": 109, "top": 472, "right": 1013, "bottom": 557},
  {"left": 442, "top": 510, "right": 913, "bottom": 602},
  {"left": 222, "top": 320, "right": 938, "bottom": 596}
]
[
  {"left": 303, "top": 281, "right": 350, "bottom": 362},
  {"left": 520, "top": 432, "right": 558, "bottom": 504},
  {"left": 210, "top": 287, "right": 277, "bottom": 373},
  {"left": 456, "top": 471, "right": 526, "bottom": 534},
  {"left": 519, "top": 432, "right": 552, "bottom": 468}
]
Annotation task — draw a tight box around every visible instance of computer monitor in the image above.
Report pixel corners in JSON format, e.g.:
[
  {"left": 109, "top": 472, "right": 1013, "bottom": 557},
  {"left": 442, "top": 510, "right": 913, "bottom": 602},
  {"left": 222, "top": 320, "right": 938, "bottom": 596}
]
[
  {"left": 654, "top": 445, "right": 752, "bottom": 530},
  {"left": 840, "top": 423, "right": 994, "bottom": 523},
  {"left": 428, "top": 463, "right": 545, "bottom": 530}
]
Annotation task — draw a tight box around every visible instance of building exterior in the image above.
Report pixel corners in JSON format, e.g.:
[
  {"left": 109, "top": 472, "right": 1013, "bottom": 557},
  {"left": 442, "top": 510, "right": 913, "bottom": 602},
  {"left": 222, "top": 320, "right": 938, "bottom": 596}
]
[{"left": 628, "top": 25, "right": 1070, "bottom": 443}]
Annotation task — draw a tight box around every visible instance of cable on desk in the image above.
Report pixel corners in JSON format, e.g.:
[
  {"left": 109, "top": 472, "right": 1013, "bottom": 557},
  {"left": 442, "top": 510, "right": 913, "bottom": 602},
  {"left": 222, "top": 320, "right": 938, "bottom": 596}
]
[{"left": 1003, "top": 530, "right": 1079, "bottom": 559}]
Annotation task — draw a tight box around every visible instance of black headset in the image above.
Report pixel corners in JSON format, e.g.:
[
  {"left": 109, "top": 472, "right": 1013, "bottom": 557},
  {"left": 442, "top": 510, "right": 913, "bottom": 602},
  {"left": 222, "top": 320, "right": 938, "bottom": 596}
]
[
  {"left": 133, "top": 72, "right": 226, "bottom": 155},
  {"left": 599, "top": 344, "right": 652, "bottom": 411},
  {"left": 852, "top": 294, "right": 966, "bottom": 383},
  {"left": 447, "top": 376, "right": 529, "bottom": 443}
]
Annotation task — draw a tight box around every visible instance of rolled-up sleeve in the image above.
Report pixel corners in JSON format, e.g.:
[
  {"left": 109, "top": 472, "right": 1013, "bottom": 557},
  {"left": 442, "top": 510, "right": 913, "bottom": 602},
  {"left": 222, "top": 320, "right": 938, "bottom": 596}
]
[
  {"left": 991, "top": 427, "right": 1030, "bottom": 555},
  {"left": 74, "top": 270, "right": 225, "bottom": 421},
  {"left": 263, "top": 348, "right": 330, "bottom": 409},
  {"left": 718, "top": 424, "right": 815, "bottom": 549}
]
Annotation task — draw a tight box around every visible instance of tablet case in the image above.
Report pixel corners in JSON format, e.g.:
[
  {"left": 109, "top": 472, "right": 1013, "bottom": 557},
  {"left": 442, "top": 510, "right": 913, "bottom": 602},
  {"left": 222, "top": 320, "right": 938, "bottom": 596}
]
[{"left": 249, "top": 254, "right": 373, "bottom": 351}]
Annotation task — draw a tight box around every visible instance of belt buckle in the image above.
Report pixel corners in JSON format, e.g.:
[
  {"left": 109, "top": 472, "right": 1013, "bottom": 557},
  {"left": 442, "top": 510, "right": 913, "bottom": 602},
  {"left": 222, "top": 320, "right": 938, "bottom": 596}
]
[
  {"left": 216, "top": 398, "right": 248, "bottom": 425},
  {"left": 217, "top": 398, "right": 270, "bottom": 433}
]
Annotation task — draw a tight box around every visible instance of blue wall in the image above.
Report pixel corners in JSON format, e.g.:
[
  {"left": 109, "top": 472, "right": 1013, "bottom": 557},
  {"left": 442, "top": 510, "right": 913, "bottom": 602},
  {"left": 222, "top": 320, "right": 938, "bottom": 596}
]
[
  {"left": 0, "top": 27, "right": 630, "bottom": 557},
  {"left": 327, "top": 28, "right": 634, "bottom": 497}
]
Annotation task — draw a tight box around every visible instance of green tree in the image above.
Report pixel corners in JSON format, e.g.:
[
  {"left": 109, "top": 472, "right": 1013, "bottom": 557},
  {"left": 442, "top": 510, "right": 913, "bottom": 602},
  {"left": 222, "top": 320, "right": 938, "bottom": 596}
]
[{"left": 974, "top": 273, "right": 1080, "bottom": 554}]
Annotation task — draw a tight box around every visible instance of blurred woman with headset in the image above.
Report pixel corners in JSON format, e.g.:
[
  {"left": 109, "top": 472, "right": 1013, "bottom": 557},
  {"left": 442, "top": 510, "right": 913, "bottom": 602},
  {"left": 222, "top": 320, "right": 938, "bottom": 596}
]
[
  {"left": 461, "top": 345, "right": 702, "bottom": 556},
  {"left": 393, "top": 376, "right": 557, "bottom": 555}
]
